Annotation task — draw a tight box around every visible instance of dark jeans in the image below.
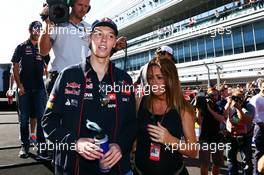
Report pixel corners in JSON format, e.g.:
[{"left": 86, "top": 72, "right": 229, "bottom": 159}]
[
  {"left": 253, "top": 125, "right": 264, "bottom": 175},
  {"left": 226, "top": 133, "right": 253, "bottom": 175},
  {"left": 17, "top": 89, "right": 47, "bottom": 147}
]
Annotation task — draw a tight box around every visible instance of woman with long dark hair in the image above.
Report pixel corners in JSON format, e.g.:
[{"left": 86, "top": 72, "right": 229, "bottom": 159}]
[{"left": 134, "top": 57, "right": 197, "bottom": 175}]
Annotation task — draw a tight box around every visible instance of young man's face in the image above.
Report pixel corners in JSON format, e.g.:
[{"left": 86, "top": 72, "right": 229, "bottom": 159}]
[
  {"left": 90, "top": 26, "right": 117, "bottom": 59},
  {"left": 72, "top": 0, "right": 90, "bottom": 20}
]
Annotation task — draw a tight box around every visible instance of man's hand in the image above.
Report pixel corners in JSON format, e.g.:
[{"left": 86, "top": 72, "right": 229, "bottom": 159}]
[
  {"left": 226, "top": 96, "right": 233, "bottom": 109},
  {"left": 18, "top": 84, "right": 25, "bottom": 96},
  {"left": 40, "top": 4, "right": 51, "bottom": 24},
  {"left": 115, "top": 36, "right": 127, "bottom": 51},
  {"left": 76, "top": 138, "right": 104, "bottom": 160},
  {"left": 100, "top": 143, "right": 122, "bottom": 169},
  {"left": 6, "top": 89, "right": 13, "bottom": 98},
  {"left": 233, "top": 101, "right": 242, "bottom": 110}
]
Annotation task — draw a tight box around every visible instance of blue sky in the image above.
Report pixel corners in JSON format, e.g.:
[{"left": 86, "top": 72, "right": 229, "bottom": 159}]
[{"left": 0, "top": 0, "right": 114, "bottom": 63}]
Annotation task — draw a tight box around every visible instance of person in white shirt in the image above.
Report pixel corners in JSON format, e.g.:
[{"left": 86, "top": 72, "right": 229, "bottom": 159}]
[
  {"left": 40, "top": 0, "right": 126, "bottom": 94},
  {"left": 249, "top": 78, "right": 264, "bottom": 175},
  {"left": 135, "top": 45, "right": 175, "bottom": 86}
]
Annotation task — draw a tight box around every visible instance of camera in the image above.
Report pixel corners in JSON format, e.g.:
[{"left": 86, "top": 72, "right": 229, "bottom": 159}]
[
  {"left": 41, "top": 0, "right": 70, "bottom": 24},
  {"left": 231, "top": 96, "right": 241, "bottom": 102}
]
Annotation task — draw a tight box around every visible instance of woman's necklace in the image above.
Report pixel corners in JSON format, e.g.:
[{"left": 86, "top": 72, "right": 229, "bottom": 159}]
[{"left": 150, "top": 102, "right": 168, "bottom": 125}]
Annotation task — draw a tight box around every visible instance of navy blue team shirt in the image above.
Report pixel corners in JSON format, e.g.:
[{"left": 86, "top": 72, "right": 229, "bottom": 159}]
[{"left": 11, "top": 40, "right": 45, "bottom": 90}]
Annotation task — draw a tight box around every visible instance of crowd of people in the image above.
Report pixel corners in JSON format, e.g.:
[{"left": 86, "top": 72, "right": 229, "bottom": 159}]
[
  {"left": 4, "top": 0, "right": 264, "bottom": 174},
  {"left": 187, "top": 79, "right": 264, "bottom": 175}
]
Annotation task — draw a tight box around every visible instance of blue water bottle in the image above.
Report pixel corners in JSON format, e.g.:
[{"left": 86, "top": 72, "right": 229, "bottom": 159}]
[{"left": 94, "top": 133, "right": 110, "bottom": 173}]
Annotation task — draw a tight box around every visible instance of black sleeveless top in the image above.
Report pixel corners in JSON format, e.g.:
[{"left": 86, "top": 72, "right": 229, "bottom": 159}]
[{"left": 135, "top": 97, "right": 184, "bottom": 175}]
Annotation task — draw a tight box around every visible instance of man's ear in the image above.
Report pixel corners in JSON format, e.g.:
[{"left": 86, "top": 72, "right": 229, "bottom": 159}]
[{"left": 112, "top": 39, "right": 117, "bottom": 49}]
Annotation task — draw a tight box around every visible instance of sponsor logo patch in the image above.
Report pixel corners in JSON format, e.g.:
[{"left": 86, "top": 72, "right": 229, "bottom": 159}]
[
  {"left": 107, "top": 93, "right": 116, "bottom": 101},
  {"left": 64, "top": 99, "right": 78, "bottom": 107},
  {"left": 66, "top": 82, "right": 81, "bottom": 89},
  {"left": 122, "top": 97, "right": 129, "bottom": 102},
  {"left": 36, "top": 55, "right": 42, "bottom": 60},
  {"left": 84, "top": 93, "right": 93, "bottom": 100},
  {"left": 86, "top": 83, "right": 93, "bottom": 89},
  {"left": 71, "top": 99, "right": 78, "bottom": 107},
  {"left": 65, "top": 99, "right": 71, "bottom": 106},
  {"left": 107, "top": 103, "right": 116, "bottom": 108},
  {"left": 65, "top": 89, "right": 80, "bottom": 95}
]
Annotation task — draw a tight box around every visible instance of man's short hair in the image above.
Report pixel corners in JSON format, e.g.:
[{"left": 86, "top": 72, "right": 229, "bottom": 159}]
[{"left": 29, "top": 21, "right": 42, "bottom": 31}]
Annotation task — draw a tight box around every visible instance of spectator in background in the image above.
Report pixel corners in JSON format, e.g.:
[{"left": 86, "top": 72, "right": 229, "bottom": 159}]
[
  {"left": 216, "top": 85, "right": 229, "bottom": 139},
  {"left": 228, "top": 87, "right": 233, "bottom": 96},
  {"left": 249, "top": 78, "right": 264, "bottom": 175},
  {"left": 7, "top": 55, "right": 49, "bottom": 139},
  {"left": 249, "top": 0, "right": 258, "bottom": 9},
  {"left": 11, "top": 21, "right": 47, "bottom": 158},
  {"left": 224, "top": 89, "right": 254, "bottom": 175},
  {"left": 221, "top": 6, "right": 229, "bottom": 20},
  {"left": 214, "top": 9, "right": 220, "bottom": 20},
  {"left": 188, "top": 18, "right": 196, "bottom": 27},
  {"left": 197, "top": 87, "right": 225, "bottom": 175},
  {"left": 259, "top": 0, "right": 264, "bottom": 8},
  {"left": 217, "top": 85, "right": 229, "bottom": 113},
  {"left": 136, "top": 45, "right": 175, "bottom": 86},
  {"left": 236, "top": 0, "right": 242, "bottom": 6}
]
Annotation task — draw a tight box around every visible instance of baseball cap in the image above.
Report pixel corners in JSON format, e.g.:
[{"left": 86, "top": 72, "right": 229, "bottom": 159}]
[
  {"left": 159, "top": 45, "right": 173, "bottom": 55},
  {"left": 29, "top": 21, "right": 42, "bottom": 30},
  {"left": 91, "top": 17, "right": 118, "bottom": 36}
]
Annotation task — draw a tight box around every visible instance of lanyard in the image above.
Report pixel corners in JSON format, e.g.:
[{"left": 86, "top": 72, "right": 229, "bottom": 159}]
[{"left": 150, "top": 104, "right": 169, "bottom": 125}]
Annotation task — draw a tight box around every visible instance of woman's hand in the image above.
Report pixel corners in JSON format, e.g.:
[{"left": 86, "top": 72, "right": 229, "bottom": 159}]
[{"left": 147, "top": 122, "right": 175, "bottom": 144}]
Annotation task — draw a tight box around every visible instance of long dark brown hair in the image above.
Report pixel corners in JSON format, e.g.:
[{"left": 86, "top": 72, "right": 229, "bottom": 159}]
[{"left": 146, "top": 57, "right": 194, "bottom": 115}]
